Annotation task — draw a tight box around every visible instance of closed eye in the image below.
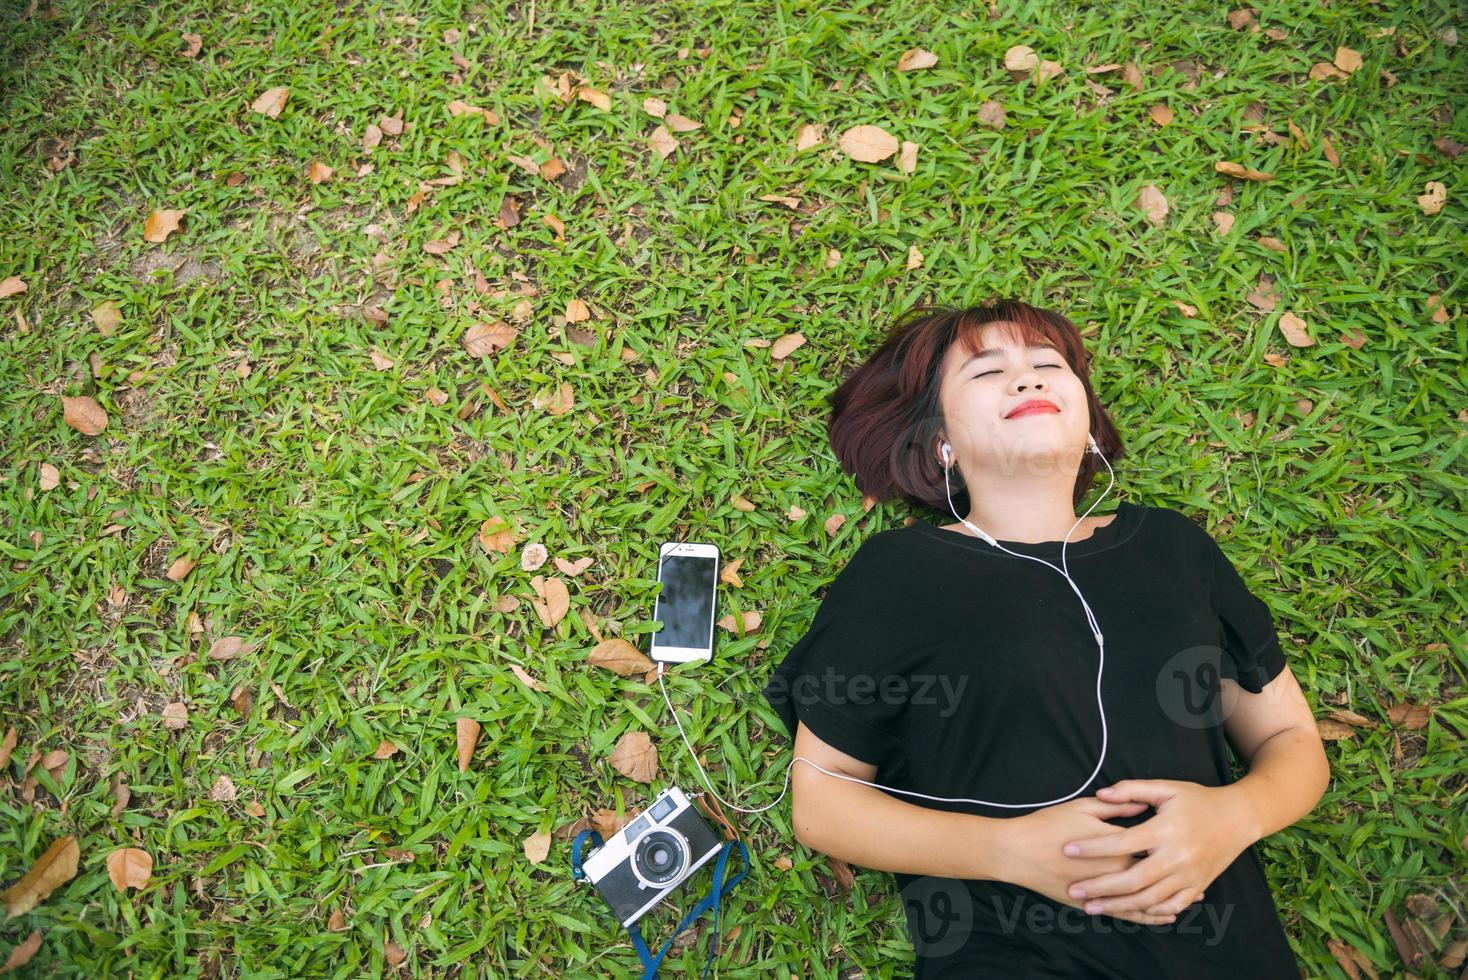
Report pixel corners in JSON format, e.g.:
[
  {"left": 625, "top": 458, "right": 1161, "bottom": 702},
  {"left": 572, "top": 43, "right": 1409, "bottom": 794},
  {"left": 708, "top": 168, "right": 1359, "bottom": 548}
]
[{"left": 974, "top": 363, "right": 1065, "bottom": 379}]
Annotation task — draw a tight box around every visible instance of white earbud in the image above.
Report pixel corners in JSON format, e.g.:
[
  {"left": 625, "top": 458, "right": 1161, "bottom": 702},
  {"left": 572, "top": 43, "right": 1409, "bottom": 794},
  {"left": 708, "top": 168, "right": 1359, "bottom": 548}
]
[
  {"left": 941, "top": 442, "right": 952, "bottom": 465},
  {"left": 1087, "top": 433, "right": 1100, "bottom": 455}
]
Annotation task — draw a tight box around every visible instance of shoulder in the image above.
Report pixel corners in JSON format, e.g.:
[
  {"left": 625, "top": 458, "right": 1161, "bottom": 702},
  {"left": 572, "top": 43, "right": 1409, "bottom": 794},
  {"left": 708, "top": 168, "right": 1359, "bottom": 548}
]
[{"left": 1134, "top": 503, "right": 1212, "bottom": 543}]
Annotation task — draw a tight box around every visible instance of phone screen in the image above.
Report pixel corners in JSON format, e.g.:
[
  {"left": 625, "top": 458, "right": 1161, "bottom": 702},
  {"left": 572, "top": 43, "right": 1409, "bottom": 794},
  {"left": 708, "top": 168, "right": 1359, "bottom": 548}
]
[{"left": 650, "top": 551, "right": 718, "bottom": 658}]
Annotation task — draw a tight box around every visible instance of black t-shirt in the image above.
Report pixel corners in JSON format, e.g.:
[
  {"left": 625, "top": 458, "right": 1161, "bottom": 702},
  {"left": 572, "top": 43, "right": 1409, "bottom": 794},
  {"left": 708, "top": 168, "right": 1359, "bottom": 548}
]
[{"left": 760, "top": 500, "right": 1300, "bottom": 979}]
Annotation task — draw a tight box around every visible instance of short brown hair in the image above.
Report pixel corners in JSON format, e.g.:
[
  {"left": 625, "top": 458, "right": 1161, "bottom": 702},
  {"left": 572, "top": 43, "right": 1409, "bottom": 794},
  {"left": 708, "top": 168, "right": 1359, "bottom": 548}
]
[{"left": 826, "top": 298, "right": 1126, "bottom": 516}]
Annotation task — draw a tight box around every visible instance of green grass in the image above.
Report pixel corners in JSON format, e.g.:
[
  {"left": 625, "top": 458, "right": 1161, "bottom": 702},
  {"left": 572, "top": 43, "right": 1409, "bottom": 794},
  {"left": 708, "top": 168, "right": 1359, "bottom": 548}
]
[{"left": 1, "top": 0, "right": 1465, "bottom": 976}]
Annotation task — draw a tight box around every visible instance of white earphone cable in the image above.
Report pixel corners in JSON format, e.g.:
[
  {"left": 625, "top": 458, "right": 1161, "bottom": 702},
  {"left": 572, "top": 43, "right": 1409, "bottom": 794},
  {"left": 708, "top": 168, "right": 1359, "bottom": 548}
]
[{"left": 653, "top": 431, "right": 1119, "bottom": 813}]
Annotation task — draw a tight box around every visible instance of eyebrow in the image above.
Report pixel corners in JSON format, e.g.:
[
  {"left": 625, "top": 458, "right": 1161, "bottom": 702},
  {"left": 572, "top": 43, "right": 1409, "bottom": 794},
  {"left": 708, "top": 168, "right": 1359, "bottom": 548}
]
[{"left": 959, "top": 343, "right": 1063, "bottom": 369}]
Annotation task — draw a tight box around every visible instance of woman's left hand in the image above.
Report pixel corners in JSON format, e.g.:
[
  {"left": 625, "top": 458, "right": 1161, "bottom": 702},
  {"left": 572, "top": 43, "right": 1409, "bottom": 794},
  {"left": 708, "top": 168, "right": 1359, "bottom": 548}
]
[{"left": 1058, "top": 779, "right": 1255, "bottom": 918}]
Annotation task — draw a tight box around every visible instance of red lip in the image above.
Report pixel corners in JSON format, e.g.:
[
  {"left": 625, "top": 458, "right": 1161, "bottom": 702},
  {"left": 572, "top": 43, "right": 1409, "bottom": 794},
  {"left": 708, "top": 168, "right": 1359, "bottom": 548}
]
[{"left": 1005, "top": 399, "right": 1060, "bottom": 419}]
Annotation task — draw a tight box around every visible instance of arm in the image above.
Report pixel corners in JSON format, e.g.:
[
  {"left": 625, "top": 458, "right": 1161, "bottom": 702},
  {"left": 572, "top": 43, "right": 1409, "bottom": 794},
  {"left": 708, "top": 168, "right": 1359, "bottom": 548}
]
[
  {"left": 1062, "top": 664, "right": 1330, "bottom": 917},
  {"left": 1215, "top": 664, "right": 1331, "bottom": 843},
  {"left": 789, "top": 719, "right": 1006, "bottom": 881},
  {"left": 790, "top": 721, "right": 1176, "bottom": 925}
]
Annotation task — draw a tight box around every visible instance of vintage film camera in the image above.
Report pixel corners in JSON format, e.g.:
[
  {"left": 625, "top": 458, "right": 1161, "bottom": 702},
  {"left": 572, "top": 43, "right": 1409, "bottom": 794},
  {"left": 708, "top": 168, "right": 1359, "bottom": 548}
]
[{"left": 579, "top": 786, "right": 725, "bottom": 927}]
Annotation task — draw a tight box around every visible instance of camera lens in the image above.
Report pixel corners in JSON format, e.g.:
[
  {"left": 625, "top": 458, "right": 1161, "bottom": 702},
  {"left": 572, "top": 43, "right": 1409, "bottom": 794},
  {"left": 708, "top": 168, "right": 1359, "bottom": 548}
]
[{"left": 633, "top": 829, "right": 687, "bottom": 887}]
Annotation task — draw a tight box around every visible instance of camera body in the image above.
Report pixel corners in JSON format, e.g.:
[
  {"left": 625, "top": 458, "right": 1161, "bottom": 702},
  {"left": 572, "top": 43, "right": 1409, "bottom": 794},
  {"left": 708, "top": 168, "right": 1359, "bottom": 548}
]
[{"left": 580, "top": 786, "right": 725, "bottom": 927}]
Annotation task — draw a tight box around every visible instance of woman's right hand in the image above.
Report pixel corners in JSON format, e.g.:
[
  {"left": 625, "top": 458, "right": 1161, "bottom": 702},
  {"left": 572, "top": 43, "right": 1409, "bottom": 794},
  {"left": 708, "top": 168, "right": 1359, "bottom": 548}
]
[{"left": 996, "top": 796, "right": 1178, "bottom": 927}]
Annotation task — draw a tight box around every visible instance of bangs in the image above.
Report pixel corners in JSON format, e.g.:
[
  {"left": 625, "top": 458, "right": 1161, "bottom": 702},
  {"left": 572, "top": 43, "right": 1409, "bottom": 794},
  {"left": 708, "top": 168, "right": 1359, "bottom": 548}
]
[{"left": 951, "top": 303, "right": 1077, "bottom": 367}]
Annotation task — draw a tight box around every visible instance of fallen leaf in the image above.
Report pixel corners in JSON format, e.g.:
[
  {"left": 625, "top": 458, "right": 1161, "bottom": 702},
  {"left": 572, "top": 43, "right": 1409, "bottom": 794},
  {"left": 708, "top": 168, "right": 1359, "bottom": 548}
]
[
  {"left": 384, "top": 939, "right": 406, "bottom": 967},
  {"left": 2, "top": 836, "right": 80, "bottom": 916},
  {"left": 587, "top": 638, "right": 655, "bottom": 676},
  {"left": 363, "top": 123, "right": 382, "bottom": 151},
  {"left": 461, "top": 320, "right": 517, "bottom": 356},
  {"left": 1277, "top": 310, "right": 1314, "bottom": 347},
  {"left": 0, "top": 277, "right": 26, "bottom": 299},
  {"left": 1334, "top": 46, "right": 1363, "bottom": 73},
  {"left": 565, "top": 298, "right": 590, "bottom": 322},
  {"left": 244, "top": 800, "right": 265, "bottom": 818},
  {"left": 523, "top": 830, "right": 551, "bottom": 864},
  {"left": 770, "top": 332, "right": 806, "bottom": 360},
  {"left": 576, "top": 85, "right": 611, "bottom": 111},
  {"left": 251, "top": 86, "right": 290, "bottom": 118},
  {"left": 1316, "top": 718, "right": 1357, "bottom": 740},
  {"left": 608, "top": 730, "right": 658, "bottom": 783},
  {"left": 477, "top": 516, "right": 516, "bottom": 553},
  {"left": 0, "top": 728, "right": 14, "bottom": 767},
  {"left": 307, "top": 159, "right": 333, "bottom": 184},
  {"left": 896, "top": 47, "right": 938, "bottom": 71},
  {"left": 1148, "top": 104, "right": 1174, "bottom": 126},
  {"left": 665, "top": 113, "right": 701, "bottom": 133},
  {"left": 327, "top": 909, "right": 347, "bottom": 931},
  {"left": 508, "top": 663, "right": 546, "bottom": 692},
  {"left": 1211, "top": 212, "right": 1235, "bottom": 235},
  {"left": 837, "top": 124, "right": 898, "bottom": 163},
  {"left": 794, "top": 122, "right": 824, "bottom": 151},
  {"left": 1215, "top": 160, "right": 1274, "bottom": 181},
  {"left": 554, "top": 556, "right": 594, "bottom": 576},
  {"left": 977, "top": 101, "right": 1006, "bottom": 129},
  {"left": 1387, "top": 702, "right": 1430, "bottom": 729},
  {"left": 373, "top": 740, "right": 399, "bottom": 759},
  {"left": 648, "top": 125, "right": 679, "bottom": 159},
  {"left": 717, "top": 610, "right": 762, "bottom": 635},
  {"left": 166, "top": 556, "right": 197, "bottom": 581},
  {"left": 530, "top": 575, "right": 570, "bottom": 628},
  {"left": 456, "top": 717, "right": 480, "bottom": 773},
  {"left": 61, "top": 395, "right": 108, "bottom": 436},
  {"left": 0, "top": 930, "right": 41, "bottom": 973},
  {"left": 1004, "top": 45, "right": 1038, "bottom": 73},
  {"left": 160, "top": 702, "right": 188, "bottom": 731},
  {"left": 209, "top": 775, "right": 236, "bottom": 802},
  {"left": 1134, "top": 184, "right": 1168, "bottom": 227},
  {"left": 207, "top": 636, "right": 251, "bottom": 660},
  {"left": 110, "top": 774, "right": 130, "bottom": 817},
  {"left": 92, "top": 300, "right": 123, "bottom": 334},
  {"left": 370, "top": 350, "right": 394, "bottom": 371},
  {"left": 179, "top": 32, "right": 202, "bottom": 58},
  {"left": 1416, "top": 181, "right": 1446, "bottom": 216},
  {"left": 105, "top": 848, "right": 152, "bottom": 891},
  {"left": 143, "top": 209, "right": 186, "bottom": 243}
]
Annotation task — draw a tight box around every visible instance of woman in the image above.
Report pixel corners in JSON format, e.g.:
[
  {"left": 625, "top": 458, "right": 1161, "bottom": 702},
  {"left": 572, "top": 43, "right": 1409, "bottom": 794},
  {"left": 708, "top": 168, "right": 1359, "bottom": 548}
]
[{"left": 760, "top": 300, "right": 1328, "bottom": 978}]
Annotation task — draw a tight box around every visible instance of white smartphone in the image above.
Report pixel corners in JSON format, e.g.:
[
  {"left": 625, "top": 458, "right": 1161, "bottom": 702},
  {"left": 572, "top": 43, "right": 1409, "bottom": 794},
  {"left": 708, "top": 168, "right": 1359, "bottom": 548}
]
[{"left": 648, "top": 541, "right": 720, "bottom": 665}]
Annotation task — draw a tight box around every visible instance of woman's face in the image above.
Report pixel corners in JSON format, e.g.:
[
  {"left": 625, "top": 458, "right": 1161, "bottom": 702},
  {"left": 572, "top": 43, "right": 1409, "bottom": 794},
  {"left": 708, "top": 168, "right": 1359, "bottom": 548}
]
[{"left": 935, "top": 321, "right": 1092, "bottom": 479}]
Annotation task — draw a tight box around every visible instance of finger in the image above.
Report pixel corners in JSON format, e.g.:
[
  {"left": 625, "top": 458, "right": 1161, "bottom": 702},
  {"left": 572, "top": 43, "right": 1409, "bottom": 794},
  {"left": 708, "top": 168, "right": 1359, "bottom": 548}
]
[
  {"left": 1066, "top": 855, "right": 1166, "bottom": 902},
  {"left": 1083, "top": 875, "right": 1185, "bottom": 917},
  {"left": 1063, "top": 824, "right": 1151, "bottom": 859},
  {"left": 1113, "top": 909, "right": 1178, "bottom": 926},
  {"left": 1094, "top": 779, "right": 1175, "bottom": 806},
  {"left": 1078, "top": 799, "right": 1149, "bottom": 819},
  {"left": 1144, "top": 885, "right": 1199, "bottom": 918}
]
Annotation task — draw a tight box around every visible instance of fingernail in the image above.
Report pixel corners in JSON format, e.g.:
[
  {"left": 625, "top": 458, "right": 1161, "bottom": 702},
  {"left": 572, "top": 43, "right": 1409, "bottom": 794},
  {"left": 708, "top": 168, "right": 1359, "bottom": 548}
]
[
  {"left": 1070, "top": 887, "right": 1085, "bottom": 898},
  {"left": 1086, "top": 902, "right": 1101, "bottom": 914},
  {"left": 1064, "top": 844, "right": 1080, "bottom": 856}
]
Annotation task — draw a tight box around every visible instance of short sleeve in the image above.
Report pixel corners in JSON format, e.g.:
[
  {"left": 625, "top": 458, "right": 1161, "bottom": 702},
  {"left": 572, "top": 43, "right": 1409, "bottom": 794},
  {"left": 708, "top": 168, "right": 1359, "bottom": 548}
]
[
  {"left": 759, "top": 540, "right": 912, "bottom": 769},
  {"left": 1199, "top": 522, "right": 1289, "bottom": 694}
]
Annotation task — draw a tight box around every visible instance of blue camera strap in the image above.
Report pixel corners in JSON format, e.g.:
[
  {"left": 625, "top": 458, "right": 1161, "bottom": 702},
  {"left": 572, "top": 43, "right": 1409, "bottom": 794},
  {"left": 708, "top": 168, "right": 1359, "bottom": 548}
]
[{"left": 572, "top": 828, "right": 750, "bottom": 979}]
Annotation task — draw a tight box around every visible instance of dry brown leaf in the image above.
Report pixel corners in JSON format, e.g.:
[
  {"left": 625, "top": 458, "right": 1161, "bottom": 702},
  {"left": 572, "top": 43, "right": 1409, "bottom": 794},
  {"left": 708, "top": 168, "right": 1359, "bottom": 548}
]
[
  {"left": 165, "top": 556, "right": 197, "bottom": 581},
  {"left": 160, "top": 702, "right": 188, "bottom": 731},
  {"left": 717, "top": 610, "right": 762, "bottom": 635},
  {"left": 110, "top": 774, "right": 130, "bottom": 818},
  {"left": 665, "top": 113, "right": 701, "bottom": 132},
  {"left": 1387, "top": 702, "right": 1430, "bottom": 729},
  {"left": 363, "top": 124, "right": 382, "bottom": 151},
  {"left": 1334, "top": 46, "right": 1363, "bottom": 73},
  {"left": 446, "top": 100, "right": 497, "bottom": 124},
  {"left": 1211, "top": 212, "right": 1235, "bottom": 236},
  {"left": 1, "top": 930, "right": 41, "bottom": 973},
  {"left": 508, "top": 663, "right": 546, "bottom": 692},
  {"left": 207, "top": 636, "right": 252, "bottom": 660},
  {"left": 1148, "top": 104, "right": 1175, "bottom": 126},
  {"left": 477, "top": 516, "right": 516, "bottom": 553},
  {"left": 1134, "top": 185, "right": 1168, "bottom": 227},
  {"left": 0, "top": 277, "right": 26, "bottom": 299},
  {"left": 384, "top": 939, "right": 406, "bottom": 967},
  {"left": 1257, "top": 236, "right": 1287, "bottom": 253},
  {"left": 2, "top": 836, "right": 80, "bottom": 916},
  {"left": 977, "top": 101, "right": 1006, "bottom": 129},
  {"left": 373, "top": 740, "right": 399, "bottom": 759},
  {"left": 897, "top": 47, "right": 938, "bottom": 71},
  {"left": 770, "top": 332, "right": 806, "bottom": 360},
  {"left": 1003, "top": 45, "right": 1038, "bottom": 73},
  {"left": 251, "top": 86, "right": 289, "bottom": 117},
  {"left": 1416, "top": 181, "right": 1446, "bottom": 215},
  {"left": 92, "top": 300, "right": 123, "bottom": 334},
  {"left": 648, "top": 125, "right": 679, "bottom": 159},
  {"left": 898, "top": 141, "right": 918, "bottom": 174},
  {"left": 1327, "top": 709, "right": 1375, "bottom": 728},
  {"left": 0, "top": 728, "right": 15, "bottom": 768},
  {"left": 244, "top": 800, "right": 265, "bottom": 817},
  {"left": 530, "top": 575, "right": 570, "bottom": 628},
  {"left": 608, "top": 730, "right": 658, "bottom": 783},
  {"left": 461, "top": 320, "right": 518, "bottom": 357},
  {"left": 1316, "top": 718, "right": 1357, "bottom": 740},
  {"left": 553, "top": 556, "right": 593, "bottom": 576},
  {"left": 307, "top": 159, "right": 333, "bottom": 184},
  {"left": 456, "top": 717, "right": 480, "bottom": 773},
  {"left": 587, "top": 638, "right": 655, "bottom": 676},
  {"left": 1426, "top": 293, "right": 1452, "bottom": 324},
  {"left": 565, "top": 298, "right": 591, "bottom": 322},
  {"left": 105, "top": 848, "right": 152, "bottom": 891},
  {"left": 837, "top": 124, "right": 898, "bottom": 163},
  {"left": 61, "top": 395, "right": 108, "bottom": 436},
  {"left": 794, "top": 122, "right": 824, "bottom": 151},
  {"left": 179, "top": 32, "right": 202, "bottom": 58},
  {"left": 209, "top": 775, "right": 237, "bottom": 803},
  {"left": 576, "top": 85, "right": 611, "bottom": 111},
  {"left": 143, "top": 209, "right": 186, "bottom": 243},
  {"left": 1215, "top": 160, "right": 1274, "bottom": 181},
  {"left": 1308, "top": 62, "right": 1348, "bottom": 81},
  {"left": 907, "top": 244, "right": 924, "bottom": 269},
  {"left": 522, "top": 830, "right": 552, "bottom": 864},
  {"left": 1277, "top": 311, "right": 1314, "bottom": 347}
]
